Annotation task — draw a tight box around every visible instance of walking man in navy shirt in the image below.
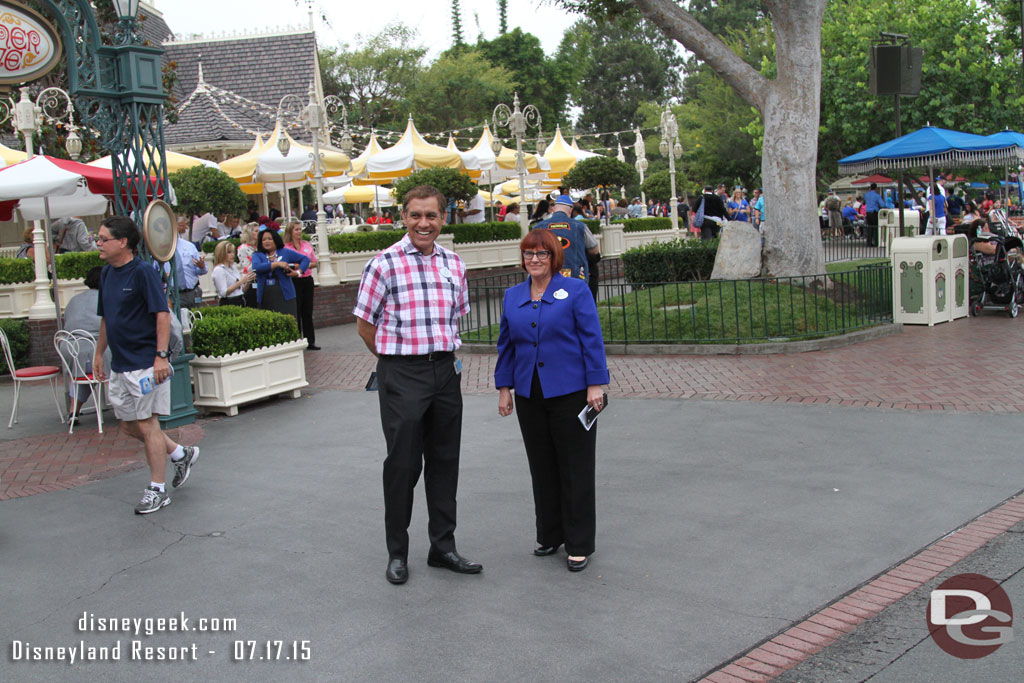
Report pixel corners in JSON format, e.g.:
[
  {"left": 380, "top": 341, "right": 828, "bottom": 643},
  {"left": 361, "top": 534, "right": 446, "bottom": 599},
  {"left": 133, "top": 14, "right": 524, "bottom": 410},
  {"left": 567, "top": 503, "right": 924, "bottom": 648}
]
[{"left": 92, "top": 216, "right": 200, "bottom": 515}]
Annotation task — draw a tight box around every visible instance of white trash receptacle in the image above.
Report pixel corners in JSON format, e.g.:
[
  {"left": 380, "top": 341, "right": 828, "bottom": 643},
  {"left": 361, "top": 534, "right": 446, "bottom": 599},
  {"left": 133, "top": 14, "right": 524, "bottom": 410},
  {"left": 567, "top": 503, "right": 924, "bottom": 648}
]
[{"left": 891, "top": 236, "right": 951, "bottom": 326}]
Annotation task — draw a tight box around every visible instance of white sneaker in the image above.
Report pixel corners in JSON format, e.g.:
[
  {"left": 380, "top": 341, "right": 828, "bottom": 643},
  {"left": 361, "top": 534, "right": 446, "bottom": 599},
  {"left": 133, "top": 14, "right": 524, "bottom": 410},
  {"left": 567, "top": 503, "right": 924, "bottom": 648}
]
[
  {"left": 171, "top": 446, "right": 200, "bottom": 489},
  {"left": 134, "top": 486, "right": 171, "bottom": 515}
]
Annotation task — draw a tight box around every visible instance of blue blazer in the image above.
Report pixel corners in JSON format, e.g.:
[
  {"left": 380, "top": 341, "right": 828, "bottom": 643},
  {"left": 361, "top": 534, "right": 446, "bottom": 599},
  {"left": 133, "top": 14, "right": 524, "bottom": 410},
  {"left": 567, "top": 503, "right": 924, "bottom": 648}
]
[
  {"left": 251, "top": 248, "right": 310, "bottom": 305},
  {"left": 495, "top": 273, "right": 609, "bottom": 399}
]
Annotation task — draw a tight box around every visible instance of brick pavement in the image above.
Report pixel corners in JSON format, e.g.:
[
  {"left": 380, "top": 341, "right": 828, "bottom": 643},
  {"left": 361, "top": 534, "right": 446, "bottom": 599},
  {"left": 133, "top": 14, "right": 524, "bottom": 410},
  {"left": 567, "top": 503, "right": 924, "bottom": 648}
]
[{"left": 2, "top": 314, "right": 1019, "bottom": 502}]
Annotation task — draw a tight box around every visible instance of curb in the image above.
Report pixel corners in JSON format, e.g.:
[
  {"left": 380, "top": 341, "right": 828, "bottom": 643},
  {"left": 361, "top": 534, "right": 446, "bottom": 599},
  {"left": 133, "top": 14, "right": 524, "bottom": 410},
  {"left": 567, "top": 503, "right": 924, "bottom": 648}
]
[
  {"left": 697, "top": 488, "right": 1024, "bottom": 682},
  {"left": 461, "top": 323, "right": 902, "bottom": 356}
]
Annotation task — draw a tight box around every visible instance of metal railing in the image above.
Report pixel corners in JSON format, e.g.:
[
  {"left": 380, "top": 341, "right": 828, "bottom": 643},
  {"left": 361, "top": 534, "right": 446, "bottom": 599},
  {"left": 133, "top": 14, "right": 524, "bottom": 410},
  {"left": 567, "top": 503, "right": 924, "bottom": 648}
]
[
  {"left": 460, "top": 263, "right": 892, "bottom": 346},
  {"left": 821, "top": 230, "right": 892, "bottom": 264}
]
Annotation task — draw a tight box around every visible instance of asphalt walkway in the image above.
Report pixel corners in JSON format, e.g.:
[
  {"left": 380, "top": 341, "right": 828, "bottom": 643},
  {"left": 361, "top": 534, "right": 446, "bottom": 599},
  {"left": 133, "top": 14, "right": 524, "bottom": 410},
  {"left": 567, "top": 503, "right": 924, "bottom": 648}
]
[{"left": 2, "top": 317, "right": 1023, "bottom": 682}]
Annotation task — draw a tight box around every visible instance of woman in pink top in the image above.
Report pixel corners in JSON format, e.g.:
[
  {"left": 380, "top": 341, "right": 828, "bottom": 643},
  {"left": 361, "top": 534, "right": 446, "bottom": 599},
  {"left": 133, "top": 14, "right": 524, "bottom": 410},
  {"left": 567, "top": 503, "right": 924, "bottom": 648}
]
[
  {"left": 237, "top": 223, "right": 259, "bottom": 308},
  {"left": 283, "top": 219, "right": 320, "bottom": 350}
]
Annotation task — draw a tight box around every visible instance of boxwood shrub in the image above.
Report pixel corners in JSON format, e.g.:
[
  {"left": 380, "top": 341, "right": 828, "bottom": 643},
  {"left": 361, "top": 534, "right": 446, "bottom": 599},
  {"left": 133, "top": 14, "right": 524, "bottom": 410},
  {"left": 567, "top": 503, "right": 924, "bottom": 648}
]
[
  {"left": 442, "top": 222, "right": 520, "bottom": 243},
  {"left": 54, "top": 251, "right": 104, "bottom": 280},
  {"left": 0, "top": 257, "right": 34, "bottom": 284},
  {"left": 580, "top": 218, "right": 602, "bottom": 234},
  {"left": 623, "top": 217, "right": 673, "bottom": 232},
  {"left": 622, "top": 238, "right": 719, "bottom": 284},
  {"left": 190, "top": 306, "right": 300, "bottom": 358},
  {"left": 0, "top": 318, "right": 29, "bottom": 375},
  {"left": 328, "top": 231, "right": 405, "bottom": 254},
  {"left": 201, "top": 238, "right": 242, "bottom": 254}
]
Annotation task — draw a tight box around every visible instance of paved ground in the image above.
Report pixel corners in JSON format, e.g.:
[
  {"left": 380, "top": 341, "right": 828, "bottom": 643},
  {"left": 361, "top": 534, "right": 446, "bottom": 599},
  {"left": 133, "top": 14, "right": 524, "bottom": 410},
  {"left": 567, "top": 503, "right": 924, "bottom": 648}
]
[{"left": 2, "top": 317, "right": 1024, "bottom": 681}]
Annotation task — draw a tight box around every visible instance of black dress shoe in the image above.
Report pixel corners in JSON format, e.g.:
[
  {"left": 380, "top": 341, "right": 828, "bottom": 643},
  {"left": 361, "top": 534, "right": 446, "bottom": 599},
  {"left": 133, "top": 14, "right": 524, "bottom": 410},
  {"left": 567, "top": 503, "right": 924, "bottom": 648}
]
[
  {"left": 533, "top": 544, "right": 561, "bottom": 556},
  {"left": 427, "top": 549, "right": 482, "bottom": 574},
  {"left": 307, "top": 344, "right": 321, "bottom": 351},
  {"left": 386, "top": 557, "right": 408, "bottom": 584},
  {"left": 567, "top": 556, "right": 589, "bottom": 572}
]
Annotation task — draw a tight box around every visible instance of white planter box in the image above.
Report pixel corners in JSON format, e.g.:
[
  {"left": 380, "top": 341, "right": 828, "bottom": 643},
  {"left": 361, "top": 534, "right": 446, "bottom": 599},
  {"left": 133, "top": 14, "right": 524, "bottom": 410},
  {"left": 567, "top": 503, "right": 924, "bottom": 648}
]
[
  {"left": 0, "top": 278, "right": 86, "bottom": 318},
  {"left": 622, "top": 228, "right": 680, "bottom": 251},
  {"left": 453, "top": 239, "right": 521, "bottom": 269},
  {"left": 189, "top": 338, "right": 309, "bottom": 416}
]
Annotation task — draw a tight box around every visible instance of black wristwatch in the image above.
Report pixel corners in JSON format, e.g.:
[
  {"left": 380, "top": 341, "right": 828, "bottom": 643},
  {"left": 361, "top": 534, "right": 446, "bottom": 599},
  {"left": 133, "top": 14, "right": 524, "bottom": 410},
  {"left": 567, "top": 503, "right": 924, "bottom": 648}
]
[{"left": 155, "top": 350, "right": 170, "bottom": 359}]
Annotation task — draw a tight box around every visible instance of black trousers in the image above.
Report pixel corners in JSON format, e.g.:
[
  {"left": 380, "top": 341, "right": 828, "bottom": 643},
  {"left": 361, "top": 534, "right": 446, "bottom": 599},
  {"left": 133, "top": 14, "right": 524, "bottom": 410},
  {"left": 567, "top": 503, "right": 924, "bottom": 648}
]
[
  {"left": 377, "top": 353, "right": 462, "bottom": 558},
  {"left": 865, "top": 211, "right": 879, "bottom": 246},
  {"left": 293, "top": 276, "right": 315, "bottom": 346},
  {"left": 242, "top": 285, "right": 258, "bottom": 309},
  {"left": 514, "top": 372, "right": 596, "bottom": 556}
]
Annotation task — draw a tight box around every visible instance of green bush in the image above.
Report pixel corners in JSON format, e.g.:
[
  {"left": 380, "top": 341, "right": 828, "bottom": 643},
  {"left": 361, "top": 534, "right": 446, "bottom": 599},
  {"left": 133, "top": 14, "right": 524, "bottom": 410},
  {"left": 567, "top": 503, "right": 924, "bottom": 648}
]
[
  {"left": 0, "top": 318, "right": 29, "bottom": 375},
  {"left": 623, "top": 218, "right": 673, "bottom": 232},
  {"left": 201, "top": 238, "right": 242, "bottom": 254},
  {"left": 442, "top": 222, "right": 520, "bottom": 243},
  {"left": 621, "top": 238, "right": 719, "bottom": 284},
  {"left": 54, "top": 251, "right": 104, "bottom": 280},
  {"left": 580, "top": 218, "right": 602, "bottom": 234},
  {"left": 191, "top": 307, "right": 300, "bottom": 358},
  {"left": 327, "top": 231, "right": 405, "bottom": 254},
  {"left": 0, "top": 257, "right": 34, "bottom": 284}
]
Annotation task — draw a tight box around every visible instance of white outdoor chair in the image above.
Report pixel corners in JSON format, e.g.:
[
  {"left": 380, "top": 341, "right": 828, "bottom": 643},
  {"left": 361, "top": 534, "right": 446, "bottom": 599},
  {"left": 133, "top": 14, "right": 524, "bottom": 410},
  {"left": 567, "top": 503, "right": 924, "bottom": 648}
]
[
  {"left": 1, "top": 326, "right": 64, "bottom": 428},
  {"left": 53, "top": 329, "right": 106, "bottom": 434}
]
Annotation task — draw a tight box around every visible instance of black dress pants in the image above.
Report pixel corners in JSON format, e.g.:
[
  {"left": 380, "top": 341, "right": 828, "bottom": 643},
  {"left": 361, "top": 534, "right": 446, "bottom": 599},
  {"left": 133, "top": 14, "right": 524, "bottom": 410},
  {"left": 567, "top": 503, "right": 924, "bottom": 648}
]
[
  {"left": 865, "top": 211, "right": 879, "bottom": 246},
  {"left": 293, "top": 276, "right": 315, "bottom": 346},
  {"left": 514, "top": 372, "right": 596, "bottom": 556},
  {"left": 377, "top": 353, "right": 462, "bottom": 558}
]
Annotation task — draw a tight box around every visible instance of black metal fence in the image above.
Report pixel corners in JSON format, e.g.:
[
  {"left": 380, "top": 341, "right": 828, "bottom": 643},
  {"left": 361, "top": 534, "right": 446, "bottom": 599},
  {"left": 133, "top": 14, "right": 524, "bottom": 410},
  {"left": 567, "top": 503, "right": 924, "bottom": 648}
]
[
  {"left": 460, "top": 263, "right": 892, "bottom": 346},
  {"left": 821, "top": 232, "right": 892, "bottom": 264}
]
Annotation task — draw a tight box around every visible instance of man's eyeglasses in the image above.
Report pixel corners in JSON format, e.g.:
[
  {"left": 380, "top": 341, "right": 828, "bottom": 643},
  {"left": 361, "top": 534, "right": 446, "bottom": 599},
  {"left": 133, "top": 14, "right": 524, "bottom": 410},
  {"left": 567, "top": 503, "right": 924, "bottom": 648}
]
[
  {"left": 522, "top": 250, "right": 551, "bottom": 261},
  {"left": 96, "top": 236, "right": 123, "bottom": 245}
]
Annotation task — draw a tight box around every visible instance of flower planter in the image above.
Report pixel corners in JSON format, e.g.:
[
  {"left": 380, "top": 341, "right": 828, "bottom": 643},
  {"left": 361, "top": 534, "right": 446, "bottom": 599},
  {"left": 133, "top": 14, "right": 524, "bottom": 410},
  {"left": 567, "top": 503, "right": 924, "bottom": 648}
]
[
  {"left": 0, "top": 278, "right": 87, "bottom": 318},
  {"left": 188, "top": 338, "right": 309, "bottom": 416}
]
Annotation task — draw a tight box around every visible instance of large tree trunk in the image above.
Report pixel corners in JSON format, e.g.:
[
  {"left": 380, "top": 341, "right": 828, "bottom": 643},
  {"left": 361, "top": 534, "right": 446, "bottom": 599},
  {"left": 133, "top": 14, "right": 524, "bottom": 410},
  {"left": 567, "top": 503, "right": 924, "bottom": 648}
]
[{"left": 634, "top": 0, "right": 828, "bottom": 278}]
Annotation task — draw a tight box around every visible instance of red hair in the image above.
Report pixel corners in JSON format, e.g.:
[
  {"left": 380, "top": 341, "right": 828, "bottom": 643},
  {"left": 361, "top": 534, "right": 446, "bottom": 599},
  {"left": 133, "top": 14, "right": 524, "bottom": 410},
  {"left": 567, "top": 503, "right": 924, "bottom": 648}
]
[{"left": 519, "top": 228, "right": 564, "bottom": 273}]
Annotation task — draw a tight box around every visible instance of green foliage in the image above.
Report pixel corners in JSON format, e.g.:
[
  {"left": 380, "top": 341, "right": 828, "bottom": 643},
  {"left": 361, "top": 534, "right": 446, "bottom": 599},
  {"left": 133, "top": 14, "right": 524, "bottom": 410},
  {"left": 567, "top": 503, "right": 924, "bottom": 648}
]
[
  {"left": 563, "top": 156, "right": 639, "bottom": 191},
  {"left": 580, "top": 219, "right": 602, "bottom": 234},
  {"left": 497, "top": 0, "right": 508, "bottom": 33},
  {"left": 451, "top": 0, "right": 465, "bottom": 49},
  {"left": 328, "top": 231, "right": 405, "bottom": 254},
  {"left": 621, "top": 238, "right": 718, "bottom": 284},
  {"left": 623, "top": 218, "right": 673, "bottom": 232},
  {"left": 0, "top": 318, "right": 29, "bottom": 374},
  {"left": 168, "top": 166, "right": 247, "bottom": 223},
  {"left": 54, "top": 251, "right": 104, "bottom": 280},
  {"left": 0, "top": 257, "right": 34, "bottom": 284},
  {"left": 641, "top": 170, "right": 672, "bottom": 202},
  {"left": 476, "top": 28, "right": 571, "bottom": 127},
  {"left": 319, "top": 23, "right": 426, "bottom": 131},
  {"left": 441, "top": 222, "right": 520, "bottom": 243},
  {"left": 190, "top": 307, "right": 300, "bottom": 358},
  {"left": 201, "top": 238, "right": 241, "bottom": 254},
  {"left": 393, "top": 168, "right": 478, "bottom": 208},
  {"left": 407, "top": 49, "right": 515, "bottom": 131},
  {"left": 819, "top": 0, "right": 1024, "bottom": 188}
]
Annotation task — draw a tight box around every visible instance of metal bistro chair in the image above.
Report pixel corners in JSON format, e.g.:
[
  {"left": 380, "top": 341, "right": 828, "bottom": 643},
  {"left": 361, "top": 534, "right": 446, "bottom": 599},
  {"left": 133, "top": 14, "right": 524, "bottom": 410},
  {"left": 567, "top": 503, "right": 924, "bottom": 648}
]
[
  {"left": 1, "top": 326, "right": 64, "bottom": 428},
  {"left": 53, "top": 329, "right": 106, "bottom": 434}
]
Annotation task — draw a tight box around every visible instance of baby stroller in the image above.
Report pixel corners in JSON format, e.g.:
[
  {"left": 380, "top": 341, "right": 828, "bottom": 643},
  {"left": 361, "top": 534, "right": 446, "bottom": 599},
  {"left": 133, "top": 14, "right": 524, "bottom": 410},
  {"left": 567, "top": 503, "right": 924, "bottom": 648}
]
[{"left": 969, "top": 231, "right": 1024, "bottom": 317}]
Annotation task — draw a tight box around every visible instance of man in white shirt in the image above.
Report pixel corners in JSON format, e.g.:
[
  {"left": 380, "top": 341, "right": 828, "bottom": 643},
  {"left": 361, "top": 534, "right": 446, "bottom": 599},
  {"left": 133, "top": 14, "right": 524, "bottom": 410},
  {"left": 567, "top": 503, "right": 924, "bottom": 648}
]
[{"left": 458, "top": 192, "right": 486, "bottom": 223}]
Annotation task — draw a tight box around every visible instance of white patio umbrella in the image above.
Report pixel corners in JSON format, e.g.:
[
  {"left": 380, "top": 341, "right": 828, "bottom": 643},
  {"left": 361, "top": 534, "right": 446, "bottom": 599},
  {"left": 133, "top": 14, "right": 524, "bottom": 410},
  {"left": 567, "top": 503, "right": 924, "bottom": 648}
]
[{"left": 322, "top": 184, "right": 395, "bottom": 207}]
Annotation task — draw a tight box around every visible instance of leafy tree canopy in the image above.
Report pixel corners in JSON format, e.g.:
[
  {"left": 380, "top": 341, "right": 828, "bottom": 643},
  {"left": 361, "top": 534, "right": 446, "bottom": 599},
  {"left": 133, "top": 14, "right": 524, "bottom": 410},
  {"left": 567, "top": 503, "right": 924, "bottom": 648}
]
[
  {"left": 168, "top": 166, "right": 247, "bottom": 220},
  {"left": 476, "top": 28, "right": 572, "bottom": 127},
  {"left": 407, "top": 50, "right": 516, "bottom": 132},
  {"left": 393, "top": 168, "right": 479, "bottom": 209},
  {"left": 563, "top": 156, "right": 639, "bottom": 190}
]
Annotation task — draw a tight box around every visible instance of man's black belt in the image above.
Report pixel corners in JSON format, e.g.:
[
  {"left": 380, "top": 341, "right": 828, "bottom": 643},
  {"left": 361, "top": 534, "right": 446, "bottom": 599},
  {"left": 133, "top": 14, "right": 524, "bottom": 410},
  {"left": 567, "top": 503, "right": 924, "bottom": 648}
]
[
  {"left": 179, "top": 286, "right": 197, "bottom": 293},
  {"left": 380, "top": 351, "right": 454, "bottom": 361}
]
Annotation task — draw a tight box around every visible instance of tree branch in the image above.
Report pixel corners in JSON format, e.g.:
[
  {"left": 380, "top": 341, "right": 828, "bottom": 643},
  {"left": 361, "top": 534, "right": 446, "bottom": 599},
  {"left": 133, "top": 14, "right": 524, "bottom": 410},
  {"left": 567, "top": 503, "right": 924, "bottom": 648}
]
[{"left": 633, "top": 0, "right": 768, "bottom": 111}]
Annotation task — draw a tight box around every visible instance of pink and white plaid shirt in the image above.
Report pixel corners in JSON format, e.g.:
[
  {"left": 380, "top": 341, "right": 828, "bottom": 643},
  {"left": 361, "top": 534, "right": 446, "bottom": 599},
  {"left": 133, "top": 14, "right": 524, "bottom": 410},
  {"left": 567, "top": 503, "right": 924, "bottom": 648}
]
[{"left": 353, "top": 235, "right": 469, "bottom": 355}]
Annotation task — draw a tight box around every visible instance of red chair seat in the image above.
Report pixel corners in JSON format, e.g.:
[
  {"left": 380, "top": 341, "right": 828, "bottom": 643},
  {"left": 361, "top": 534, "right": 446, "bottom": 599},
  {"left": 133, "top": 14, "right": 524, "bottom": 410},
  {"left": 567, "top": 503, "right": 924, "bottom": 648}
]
[
  {"left": 73, "top": 374, "right": 94, "bottom": 382},
  {"left": 14, "top": 365, "right": 60, "bottom": 378}
]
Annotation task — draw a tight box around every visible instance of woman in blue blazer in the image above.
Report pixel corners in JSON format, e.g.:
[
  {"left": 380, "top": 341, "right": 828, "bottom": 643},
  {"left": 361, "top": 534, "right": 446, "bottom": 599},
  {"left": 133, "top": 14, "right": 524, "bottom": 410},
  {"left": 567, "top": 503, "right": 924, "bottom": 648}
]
[
  {"left": 495, "top": 228, "right": 610, "bottom": 572},
  {"left": 251, "top": 227, "right": 310, "bottom": 322}
]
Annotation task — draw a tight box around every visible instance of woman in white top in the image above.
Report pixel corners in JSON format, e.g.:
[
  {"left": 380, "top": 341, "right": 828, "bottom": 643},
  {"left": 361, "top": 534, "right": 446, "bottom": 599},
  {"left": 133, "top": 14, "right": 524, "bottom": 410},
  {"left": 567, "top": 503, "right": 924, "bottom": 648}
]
[
  {"left": 236, "top": 222, "right": 259, "bottom": 307},
  {"left": 212, "top": 240, "right": 254, "bottom": 306}
]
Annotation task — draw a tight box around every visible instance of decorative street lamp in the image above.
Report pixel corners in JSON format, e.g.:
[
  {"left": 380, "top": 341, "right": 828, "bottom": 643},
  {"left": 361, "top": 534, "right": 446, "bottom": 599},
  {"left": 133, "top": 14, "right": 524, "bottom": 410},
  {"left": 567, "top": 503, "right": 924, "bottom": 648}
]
[
  {"left": 10, "top": 85, "right": 84, "bottom": 319},
  {"left": 634, "top": 127, "right": 648, "bottom": 207},
  {"left": 493, "top": 92, "right": 541, "bottom": 236},
  {"left": 659, "top": 106, "right": 683, "bottom": 233}
]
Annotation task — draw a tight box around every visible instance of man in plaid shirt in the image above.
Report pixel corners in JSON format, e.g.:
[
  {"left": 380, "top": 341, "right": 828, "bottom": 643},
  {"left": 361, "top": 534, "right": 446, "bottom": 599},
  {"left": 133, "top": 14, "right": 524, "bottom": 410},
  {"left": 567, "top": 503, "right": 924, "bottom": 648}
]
[{"left": 354, "top": 185, "right": 483, "bottom": 585}]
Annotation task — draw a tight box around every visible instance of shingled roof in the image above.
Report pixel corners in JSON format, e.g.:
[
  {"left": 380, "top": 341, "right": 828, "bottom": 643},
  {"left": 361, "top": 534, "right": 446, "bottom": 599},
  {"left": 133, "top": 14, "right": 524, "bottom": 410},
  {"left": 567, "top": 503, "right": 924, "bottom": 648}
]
[
  {"left": 139, "top": 3, "right": 172, "bottom": 49},
  {"left": 162, "top": 31, "right": 319, "bottom": 147}
]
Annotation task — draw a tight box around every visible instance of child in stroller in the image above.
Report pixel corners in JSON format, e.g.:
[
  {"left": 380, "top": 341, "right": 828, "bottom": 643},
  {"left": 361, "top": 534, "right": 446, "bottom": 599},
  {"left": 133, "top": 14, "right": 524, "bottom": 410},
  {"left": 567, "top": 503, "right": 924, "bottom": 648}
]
[{"left": 958, "top": 219, "right": 1024, "bottom": 317}]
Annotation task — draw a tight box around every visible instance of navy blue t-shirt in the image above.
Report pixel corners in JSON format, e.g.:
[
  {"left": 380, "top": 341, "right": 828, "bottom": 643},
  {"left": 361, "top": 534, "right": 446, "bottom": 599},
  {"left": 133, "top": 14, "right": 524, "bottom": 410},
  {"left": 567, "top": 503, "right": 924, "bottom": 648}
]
[{"left": 97, "top": 257, "right": 169, "bottom": 372}]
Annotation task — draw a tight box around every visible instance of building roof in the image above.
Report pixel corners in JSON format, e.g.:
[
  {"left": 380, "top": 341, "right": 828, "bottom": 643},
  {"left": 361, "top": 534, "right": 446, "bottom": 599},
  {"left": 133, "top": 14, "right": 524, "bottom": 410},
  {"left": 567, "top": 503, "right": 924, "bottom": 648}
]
[
  {"left": 162, "top": 31, "right": 319, "bottom": 147},
  {"left": 139, "top": 3, "right": 172, "bottom": 48}
]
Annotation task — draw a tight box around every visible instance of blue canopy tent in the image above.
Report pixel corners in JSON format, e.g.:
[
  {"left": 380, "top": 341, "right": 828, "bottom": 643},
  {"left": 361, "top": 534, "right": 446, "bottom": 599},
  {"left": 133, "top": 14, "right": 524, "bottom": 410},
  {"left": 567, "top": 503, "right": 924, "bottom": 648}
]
[{"left": 984, "top": 131, "right": 1024, "bottom": 204}]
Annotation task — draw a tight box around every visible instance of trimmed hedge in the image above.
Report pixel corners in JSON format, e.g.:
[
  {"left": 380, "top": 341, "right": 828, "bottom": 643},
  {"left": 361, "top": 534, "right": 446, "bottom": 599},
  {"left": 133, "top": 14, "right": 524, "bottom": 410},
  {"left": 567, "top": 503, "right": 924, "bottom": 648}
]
[
  {"left": 328, "top": 231, "right": 404, "bottom": 254},
  {"left": 0, "top": 318, "right": 29, "bottom": 375},
  {"left": 580, "top": 218, "right": 602, "bottom": 235},
  {"left": 201, "top": 238, "right": 242, "bottom": 253},
  {"left": 0, "top": 257, "right": 34, "bottom": 284},
  {"left": 623, "top": 218, "right": 674, "bottom": 233},
  {"left": 54, "top": 251, "right": 104, "bottom": 280},
  {"left": 621, "top": 238, "right": 719, "bottom": 284},
  {"left": 442, "top": 222, "right": 520, "bottom": 243},
  {"left": 190, "top": 306, "right": 300, "bottom": 358}
]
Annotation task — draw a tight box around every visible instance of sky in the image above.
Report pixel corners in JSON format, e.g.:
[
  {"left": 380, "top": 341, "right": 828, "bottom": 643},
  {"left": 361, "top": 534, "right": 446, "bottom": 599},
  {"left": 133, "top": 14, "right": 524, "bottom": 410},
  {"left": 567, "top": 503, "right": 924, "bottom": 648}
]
[{"left": 155, "top": 0, "right": 578, "bottom": 58}]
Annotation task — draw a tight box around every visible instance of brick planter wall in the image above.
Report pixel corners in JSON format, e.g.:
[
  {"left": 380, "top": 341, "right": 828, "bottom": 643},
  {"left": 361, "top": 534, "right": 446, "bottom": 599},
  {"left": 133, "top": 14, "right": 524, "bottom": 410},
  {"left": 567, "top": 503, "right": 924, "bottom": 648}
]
[{"left": 27, "top": 319, "right": 59, "bottom": 368}]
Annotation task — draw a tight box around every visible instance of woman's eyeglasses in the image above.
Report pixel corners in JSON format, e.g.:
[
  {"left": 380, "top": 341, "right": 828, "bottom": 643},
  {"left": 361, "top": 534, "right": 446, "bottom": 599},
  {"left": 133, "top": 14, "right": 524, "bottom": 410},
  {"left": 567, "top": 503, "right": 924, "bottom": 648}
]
[{"left": 522, "top": 250, "right": 551, "bottom": 261}]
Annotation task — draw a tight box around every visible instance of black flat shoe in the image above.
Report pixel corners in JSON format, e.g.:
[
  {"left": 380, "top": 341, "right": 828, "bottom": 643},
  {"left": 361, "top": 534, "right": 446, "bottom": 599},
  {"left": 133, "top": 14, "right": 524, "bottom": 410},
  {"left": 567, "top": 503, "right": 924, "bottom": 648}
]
[
  {"left": 427, "top": 549, "right": 482, "bottom": 574},
  {"left": 533, "top": 544, "right": 561, "bottom": 556},
  {"left": 567, "top": 556, "right": 589, "bottom": 572},
  {"left": 386, "top": 557, "right": 408, "bottom": 584},
  {"left": 307, "top": 344, "right": 321, "bottom": 351}
]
